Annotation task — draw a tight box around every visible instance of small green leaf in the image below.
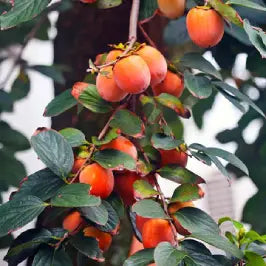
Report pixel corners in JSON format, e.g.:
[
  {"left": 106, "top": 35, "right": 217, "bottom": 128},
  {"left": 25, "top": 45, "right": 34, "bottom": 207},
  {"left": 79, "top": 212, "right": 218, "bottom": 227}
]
[
  {"left": 51, "top": 183, "right": 101, "bottom": 207},
  {"left": 140, "top": 95, "right": 161, "bottom": 123},
  {"left": 218, "top": 217, "right": 243, "bottom": 230},
  {"left": 151, "top": 133, "right": 183, "bottom": 150},
  {"left": 171, "top": 184, "right": 204, "bottom": 203},
  {"left": 245, "top": 230, "right": 266, "bottom": 244},
  {"left": 123, "top": 248, "right": 154, "bottom": 266},
  {"left": 80, "top": 204, "right": 108, "bottom": 226},
  {"left": 59, "top": 128, "right": 87, "bottom": 147},
  {"left": 92, "top": 128, "right": 119, "bottom": 146},
  {"left": 245, "top": 251, "right": 265, "bottom": 266},
  {"left": 227, "top": 0, "right": 266, "bottom": 12},
  {"left": 0, "top": 196, "right": 47, "bottom": 237},
  {"left": 10, "top": 70, "right": 30, "bottom": 101},
  {"left": 154, "top": 242, "right": 187, "bottom": 266},
  {"left": 132, "top": 199, "right": 168, "bottom": 219},
  {"left": 97, "top": 0, "right": 122, "bottom": 9},
  {"left": 93, "top": 149, "right": 136, "bottom": 170},
  {"left": 44, "top": 89, "right": 76, "bottom": 117},
  {"left": 158, "top": 165, "right": 205, "bottom": 184},
  {"left": 133, "top": 180, "right": 159, "bottom": 198},
  {"left": 110, "top": 110, "right": 144, "bottom": 137},
  {"left": 31, "top": 129, "right": 74, "bottom": 178},
  {"left": 184, "top": 71, "right": 213, "bottom": 99}
]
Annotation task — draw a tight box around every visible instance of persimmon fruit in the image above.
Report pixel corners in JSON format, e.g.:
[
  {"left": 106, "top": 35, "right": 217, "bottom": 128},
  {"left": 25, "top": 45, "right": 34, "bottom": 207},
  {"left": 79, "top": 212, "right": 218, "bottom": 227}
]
[
  {"left": 113, "top": 55, "right": 151, "bottom": 94},
  {"left": 136, "top": 215, "right": 150, "bottom": 234},
  {"left": 186, "top": 6, "right": 224, "bottom": 48},
  {"left": 83, "top": 226, "right": 112, "bottom": 251},
  {"left": 79, "top": 163, "right": 114, "bottom": 199},
  {"left": 159, "top": 149, "right": 188, "bottom": 167},
  {"left": 80, "top": 0, "right": 96, "bottom": 3},
  {"left": 71, "top": 82, "right": 88, "bottom": 100},
  {"left": 152, "top": 70, "right": 184, "bottom": 98},
  {"left": 63, "top": 211, "right": 84, "bottom": 233},
  {"left": 106, "top": 49, "right": 123, "bottom": 63},
  {"left": 72, "top": 157, "right": 86, "bottom": 174},
  {"left": 157, "top": 0, "right": 186, "bottom": 19},
  {"left": 137, "top": 45, "right": 167, "bottom": 86},
  {"left": 142, "top": 218, "right": 175, "bottom": 248},
  {"left": 96, "top": 66, "right": 128, "bottom": 102}
]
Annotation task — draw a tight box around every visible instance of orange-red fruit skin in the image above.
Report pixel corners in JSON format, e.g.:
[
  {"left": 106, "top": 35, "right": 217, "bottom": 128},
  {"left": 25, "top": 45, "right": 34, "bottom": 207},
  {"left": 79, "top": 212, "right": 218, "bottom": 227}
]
[
  {"left": 142, "top": 218, "right": 175, "bottom": 248},
  {"left": 79, "top": 163, "right": 114, "bottom": 199},
  {"left": 101, "top": 136, "right": 138, "bottom": 161},
  {"left": 157, "top": 0, "right": 185, "bottom": 19},
  {"left": 106, "top": 50, "right": 123, "bottom": 63},
  {"left": 72, "top": 158, "right": 86, "bottom": 174},
  {"left": 80, "top": 0, "right": 96, "bottom": 3},
  {"left": 137, "top": 45, "right": 167, "bottom": 86},
  {"left": 186, "top": 7, "right": 224, "bottom": 48},
  {"left": 63, "top": 211, "right": 83, "bottom": 233},
  {"left": 96, "top": 67, "right": 128, "bottom": 102},
  {"left": 152, "top": 70, "right": 184, "bottom": 98},
  {"left": 83, "top": 226, "right": 112, "bottom": 251},
  {"left": 72, "top": 82, "right": 88, "bottom": 100},
  {"left": 136, "top": 215, "right": 150, "bottom": 234},
  {"left": 113, "top": 55, "right": 151, "bottom": 94},
  {"left": 159, "top": 149, "right": 188, "bottom": 167}
]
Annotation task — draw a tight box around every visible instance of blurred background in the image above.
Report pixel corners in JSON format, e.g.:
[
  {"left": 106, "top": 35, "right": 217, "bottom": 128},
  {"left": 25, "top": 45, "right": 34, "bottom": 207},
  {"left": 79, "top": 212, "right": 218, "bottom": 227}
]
[{"left": 0, "top": 0, "right": 265, "bottom": 264}]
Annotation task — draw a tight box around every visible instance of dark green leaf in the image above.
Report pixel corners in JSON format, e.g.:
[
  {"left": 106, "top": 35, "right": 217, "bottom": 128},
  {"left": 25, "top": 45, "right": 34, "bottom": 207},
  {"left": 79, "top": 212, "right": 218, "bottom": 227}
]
[
  {"left": 158, "top": 165, "right": 205, "bottom": 184},
  {"left": 0, "top": 196, "right": 47, "bottom": 237},
  {"left": 0, "top": 0, "right": 51, "bottom": 29},
  {"left": 43, "top": 89, "right": 76, "bottom": 117},
  {"left": 13, "top": 168, "right": 65, "bottom": 201},
  {"left": 59, "top": 128, "right": 87, "bottom": 147},
  {"left": 31, "top": 129, "right": 74, "bottom": 178},
  {"left": 110, "top": 110, "right": 144, "bottom": 137},
  {"left": 132, "top": 199, "right": 168, "bottom": 219},
  {"left": 151, "top": 133, "right": 183, "bottom": 150},
  {"left": 174, "top": 208, "right": 243, "bottom": 259},
  {"left": 184, "top": 71, "right": 213, "bottom": 99},
  {"left": 106, "top": 193, "right": 125, "bottom": 219},
  {"left": 92, "top": 128, "right": 119, "bottom": 146},
  {"left": 171, "top": 184, "right": 204, "bottom": 203},
  {"left": 93, "top": 149, "right": 136, "bottom": 170},
  {"left": 123, "top": 248, "right": 154, "bottom": 266},
  {"left": 0, "top": 234, "right": 14, "bottom": 249},
  {"left": 139, "top": 95, "right": 161, "bottom": 123},
  {"left": 139, "top": 0, "right": 158, "bottom": 20},
  {"left": 154, "top": 242, "right": 187, "bottom": 266},
  {"left": 227, "top": 0, "right": 266, "bottom": 11},
  {"left": 80, "top": 204, "right": 108, "bottom": 226},
  {"left": 50, "top": 183, "right": 101, "bottom": 207},
  {"left": 190, "top": 151, "right": 212, "bottom": 166},
  {"left": 97, "top": 0, "right": 122, "bottom": 9},
  {"left": 0, "top": 89, "right": 13, "bottom": 112},
  {"left": 10, "top": 70, "right": 30, "bottom": 101},
  {"left": 180, "top": 53, "right": 222, "bottom": 80},
  {"left": 133, "top": 180, "right": 159, "bottom": 198}
]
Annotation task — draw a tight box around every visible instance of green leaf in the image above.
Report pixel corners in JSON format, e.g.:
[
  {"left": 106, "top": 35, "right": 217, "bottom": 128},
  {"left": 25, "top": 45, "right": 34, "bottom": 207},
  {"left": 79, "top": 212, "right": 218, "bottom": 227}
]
[
  {"left": 0, "top": 0, "right": 51, "bottom": 29},
  {"left": 180, "top": 53, "right": 222, "bottom": 80},
  {"left": 4, "top": 228, "right": 52, "bottom": 265},
  {"left": 184, "top": 71, "right": 213, "bottom": 99},
  {"left": 132, "top": 199, "right": 168, "bottom": 219},
  {"left": 218, "top": 217, "right": 243, "bottom": 230},
  {"left": 151, "top": 133, "right": 183, "bottom": 150},
  {"left": 10, "top": 70, "right": 30, "bottom": 101},
  {"left": 133, "top": 180, "right": 159, "bottom": 198},
  {"left": 243, "top": 19, "right": 266, "bottom": 58},
  {"left": 123, "top": 248, "right": 154, "bottom": 266},
  {"left": 208, "top": 0, "right": 243, "bottom": 27},
  {"left": 31, "top": 129, "right": 74, "bottom": 178},
  {"left": 174, "top": 208, "right": 243, "bottom": 259},
  {"left": 227, "top": 0, "right": 266, "bottom": 11},
  {"left": 59, "top": 128, "right": 87, "bottom": 147},
  {"left": 171, "top": 184, "right": 204, "bottom": 203},
  {"left": 13, "top": 168, "right": 65, "bottom": 201},
  {"left": 158, "top": 165, "right": 205, "bottom": 184},
  {"left": 43, "top": 89, "right": 76, "bottom": 117},
  {"left": 0, "top": 89, "right": 13, "bottom": 112},
  {"left": 106, "top": 193, "right": 125, "bottom": 219},
  {"left": 70, "top": 232, "right": 104, "bottom": 262},
  {"left": 93, "top": 149, "right": 136, "bottom": 170},
  {"left": 50, "top": 183, "right": 101, "bottom": 208},
  {"left": 0, "top": 121, "right": 30, "bottom": 151},
  {"left": 80, "top": 204, "right": 108, "bottom": 226},
  {"left": 92, "top": 128, "right": 119, "bottom": 146},
  {"left": 245, "top": 251, "right": 266, "bottom": 266},
  {"left": 139, "top": 0, "right": 158, "bottom": 20},
  {"left": 190, "top": 151, "right": 212, "bottom": 166},
  {"left": 245, "top": 230, "right": 266, "bottom": 244},
  {"left": 97, "top": 0, "right": 122, "bottom": 9},
  {"left": 139, "top": 95, "right": 161, "bottom": 123},
  {"left": 33, "top": 246, "right": 72, "bottom": 266},
  {"left": 154, "top": 242, "right": 187, "bottom": 266},
  {"left": 0, "top": 234, "right": 14, "bottom": 249},
  {"left": 0, "top": 196, "right": 47, "bottom": 237},
  {"left": 30, "top": 65, "right": 65, "bottom": 85},
  {"left": 110, "top": 109, "right": 144, "bottom": 137},
  {"left": 78, "top": 84, "right": 112, "bottom": 113}
]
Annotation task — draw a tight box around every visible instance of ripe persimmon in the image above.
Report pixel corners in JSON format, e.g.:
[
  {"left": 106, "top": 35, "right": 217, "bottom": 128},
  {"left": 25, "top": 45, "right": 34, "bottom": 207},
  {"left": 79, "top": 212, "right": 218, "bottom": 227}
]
[
  {"left": 137, "top": 45, "right": 167, "bottom": 86},
  {"left": 101, "top": 136, "right": 138, "bottom": 161},
  {"left": 71, "top": 82, "right": 88, "bottom": 100},
  {"left": 152, "top": 70, "right": 184, "bottom": 98},
  {"left": 159, "top": 149, "right": 188, "bottom": 167},
  {"left": 83, "top": 226, "right": 112, "bottom": 251},
  {"left": 96, "top": 66, "right": 128, "bottom": 102},
  {"left": 113, "top": 55, "right": 151, "bottom": 94},
  {"left": 142, "top": 218, "right": 175, "bottom": 248},
  {"left": 106, "top": 49, "right": 123, "bottom": 63},
  {"left": 157, "top": 0, "right": 185, "bottom": 19},
  {"left": 79, "top": 163, "right": 114, "bottom": 199},
  {"left": 63, "top": 211, "right": 84, "bottom": 233},
  {"left": 186, "top": 6, "right": 224, "bottom": 48},
  {"left": 72, "top": 157, "right": 86, "bottom": 174},
  {"left": 136, "top": 215, "right": 150, "bottom": 234},
  {"left": 168, "top": 201, "right": 194, "bottom": 235},
  {"left": 80, "top": 0, "right": 96, "bottom": 3}
]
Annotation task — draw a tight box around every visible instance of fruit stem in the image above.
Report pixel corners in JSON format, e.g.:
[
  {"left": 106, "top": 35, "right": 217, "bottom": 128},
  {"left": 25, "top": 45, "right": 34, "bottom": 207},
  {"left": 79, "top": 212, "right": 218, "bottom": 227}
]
[
  {"left": 128, "top": 0, "right": 140, "bottom": 44},
  {"left": 154, "top": 173, "right": 179, "bottom": 247}
]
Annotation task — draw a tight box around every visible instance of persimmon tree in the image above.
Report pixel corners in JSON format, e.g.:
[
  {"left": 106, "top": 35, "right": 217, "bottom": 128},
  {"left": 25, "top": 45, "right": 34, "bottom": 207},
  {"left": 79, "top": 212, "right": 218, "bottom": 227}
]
[{"left": 0, "top": 0, "right": 266, "bottom": 266}]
